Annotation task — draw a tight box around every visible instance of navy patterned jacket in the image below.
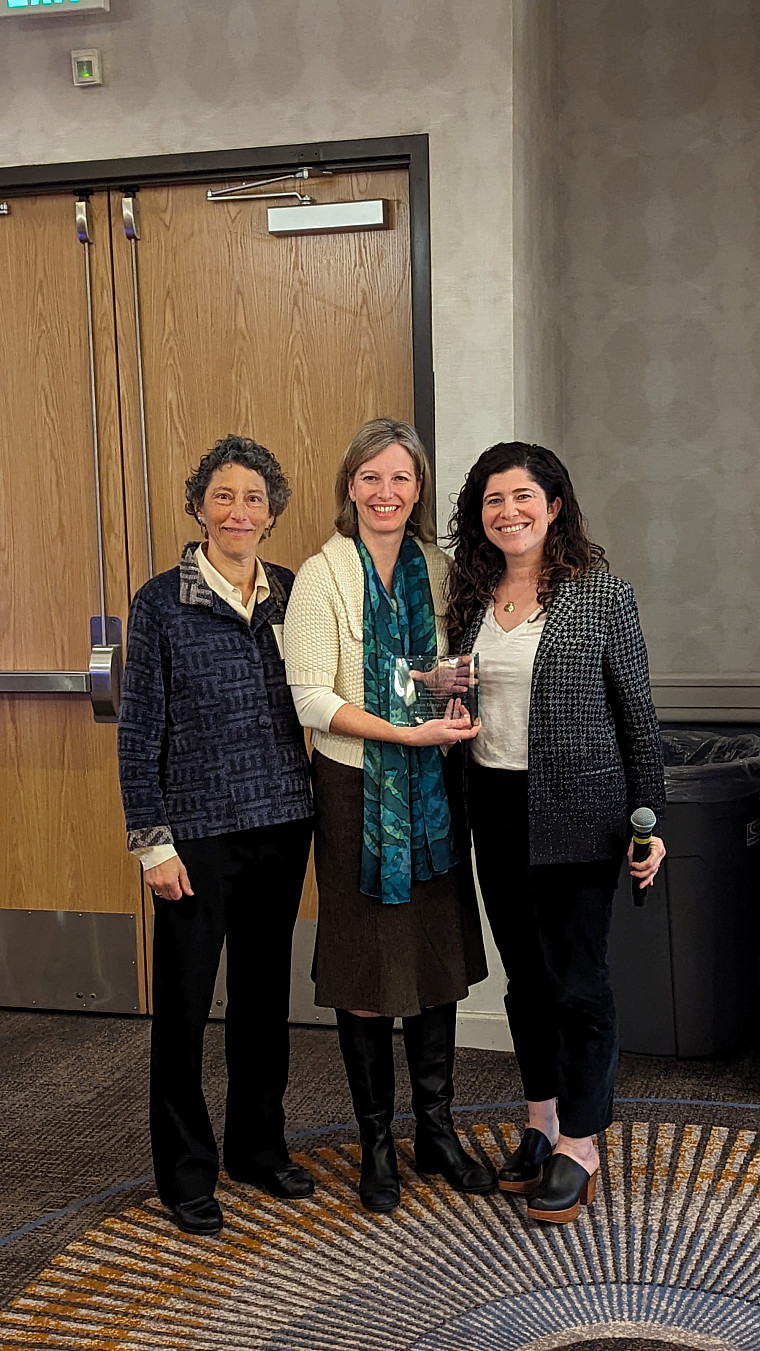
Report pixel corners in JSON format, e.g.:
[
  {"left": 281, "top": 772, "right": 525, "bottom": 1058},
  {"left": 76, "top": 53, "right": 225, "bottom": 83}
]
[
  {"left": 118, "top": 544, "right": 313, "bottom": 850},
  {"left": 459, "top": 569, "right": 665, "bottom": 865}
]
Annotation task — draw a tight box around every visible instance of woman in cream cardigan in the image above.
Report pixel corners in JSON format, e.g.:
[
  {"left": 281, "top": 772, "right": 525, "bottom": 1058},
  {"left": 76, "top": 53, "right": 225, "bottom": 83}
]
[{"left": 284, "top": 418, "right": 494, "bottom": 1213}]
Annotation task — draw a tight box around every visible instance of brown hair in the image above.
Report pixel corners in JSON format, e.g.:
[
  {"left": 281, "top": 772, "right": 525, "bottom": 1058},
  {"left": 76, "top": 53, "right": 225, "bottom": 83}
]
[
  {"left": 334, "top": 417, "right": 436, "bottom": 543},
  {"left": 447, "top": 441, "right": 608, "bottom": 647}
]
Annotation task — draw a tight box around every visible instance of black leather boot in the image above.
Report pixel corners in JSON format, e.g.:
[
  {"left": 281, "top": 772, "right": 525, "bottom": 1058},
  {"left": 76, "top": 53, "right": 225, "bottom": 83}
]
[
  {"left": 402, "top": 1003, "right": 496, "bottom": 1195},
  {"left": 498, "top": 1127, "right": 553, "bottom": 1194},
  {"left": 335, "top": 1010, "right": 400, "bottom": 1213}
]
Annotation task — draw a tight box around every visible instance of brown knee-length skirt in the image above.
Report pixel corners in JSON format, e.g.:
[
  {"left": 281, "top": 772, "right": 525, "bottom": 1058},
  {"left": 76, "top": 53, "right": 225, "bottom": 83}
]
[{"left": 311, "top": 748, "right": 488, "bottom": 1017}]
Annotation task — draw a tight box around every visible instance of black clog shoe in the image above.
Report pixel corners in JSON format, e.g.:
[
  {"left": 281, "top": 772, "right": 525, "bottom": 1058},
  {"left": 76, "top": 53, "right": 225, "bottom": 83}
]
[
  {"left": 497, "top": 1127, "right": 553, "bottom": 1194},
  {"left": 526, "top": 1152, "right": 598, "bottom": 1224}
]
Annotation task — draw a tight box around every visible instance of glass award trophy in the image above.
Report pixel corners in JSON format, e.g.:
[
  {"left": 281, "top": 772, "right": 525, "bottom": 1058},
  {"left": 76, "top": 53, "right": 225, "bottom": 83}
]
[{"left": 389, "top": 654, "right": 479, "bottom": 726}]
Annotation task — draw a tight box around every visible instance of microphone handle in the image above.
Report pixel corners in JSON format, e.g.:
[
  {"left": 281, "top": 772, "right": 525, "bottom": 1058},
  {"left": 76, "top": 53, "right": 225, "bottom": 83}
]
[
  {"left": 632, "top": 835, "right": 651, "bottom": 863},
  {"left": 631, "top": 832, "right": 652, "bottom": 906}
]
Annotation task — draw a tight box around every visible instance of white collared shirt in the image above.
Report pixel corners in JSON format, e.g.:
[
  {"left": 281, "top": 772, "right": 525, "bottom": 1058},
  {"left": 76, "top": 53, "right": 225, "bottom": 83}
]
[
  {"left": 195, "top": 544, "right": 284, "bottom": 657},
  {"left": 195, "top": 543, "right": 264, "bottom": 619}
]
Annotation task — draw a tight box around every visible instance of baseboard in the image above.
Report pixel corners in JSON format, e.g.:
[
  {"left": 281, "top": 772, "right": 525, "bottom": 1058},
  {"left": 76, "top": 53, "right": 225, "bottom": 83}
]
[
  {"left": 289, "top": 917, "right": 336, "bottom": 1026},
  {"left": 651, "top": 672, "right": 760, "bottom": 721},
  {"left": 455, "top": 1010, "right": 513, "bottom": 1052}
]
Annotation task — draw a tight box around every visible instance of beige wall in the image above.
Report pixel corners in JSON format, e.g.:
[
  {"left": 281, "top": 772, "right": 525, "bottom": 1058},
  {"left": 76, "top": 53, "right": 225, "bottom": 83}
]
[
  {"left": 556, "top": 0, "right": 760, "bottom": 675},
  {"left": 512, "top": 0, "right": 561, "bottom": 450},
  {"left": 0, "top": 0, "right": 518, "bottom": 1045},
  {"left": 4, "top": 1, "right": 757, "bottom": 660},
  {"left": 3, "top": 1, "right": 757, "bottom": 1041},
  {"left": 0, "top": 0, "right": 514, "bottom": 532}
]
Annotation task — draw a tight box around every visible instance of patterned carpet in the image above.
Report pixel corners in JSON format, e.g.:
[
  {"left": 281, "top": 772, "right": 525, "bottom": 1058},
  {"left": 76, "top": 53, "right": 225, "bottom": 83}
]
[
  {"left": 3, "top": 1013, "right": 760, "bottom": 1349},
  {"left": 3, "top": 1117, "right": 760, "bottom": 1348}
]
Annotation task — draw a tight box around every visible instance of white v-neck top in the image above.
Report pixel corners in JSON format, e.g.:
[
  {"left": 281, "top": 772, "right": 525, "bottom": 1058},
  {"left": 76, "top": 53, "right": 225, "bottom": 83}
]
[{"left": 471, "top": 603, "right": 547, "bottom": 770}]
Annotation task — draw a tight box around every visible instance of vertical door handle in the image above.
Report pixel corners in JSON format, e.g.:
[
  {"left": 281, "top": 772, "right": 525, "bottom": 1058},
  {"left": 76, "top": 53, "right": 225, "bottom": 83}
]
[
  {"left": 76, "top": 198, "right": 123, "bottom": 720},
  {"left": 122, "top": 194, "right": 154, "bottom": 579}
]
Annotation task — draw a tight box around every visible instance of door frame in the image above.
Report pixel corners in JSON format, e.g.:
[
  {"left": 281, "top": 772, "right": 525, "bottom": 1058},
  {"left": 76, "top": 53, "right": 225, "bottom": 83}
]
[
  {"left": 0, "top": 134, "right": 435, "bottom": 469},
  {"left": 1, "top": 136, "right": 432, "bottom": 1024}
]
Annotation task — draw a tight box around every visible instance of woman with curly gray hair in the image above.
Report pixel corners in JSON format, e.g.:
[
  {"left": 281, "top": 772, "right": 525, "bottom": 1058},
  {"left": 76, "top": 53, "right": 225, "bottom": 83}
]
[{"left": 118, "top": 434, "right": 314, "bottom": 1237}]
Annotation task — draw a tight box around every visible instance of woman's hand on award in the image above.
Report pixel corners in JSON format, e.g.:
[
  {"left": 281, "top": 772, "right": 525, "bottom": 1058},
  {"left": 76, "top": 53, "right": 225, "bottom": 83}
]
[
  {"left": 627, "top": 834, "right": 666, "bottom": 888},
  {"left": 401, "top": 698, "right": 481, "bottom": 747},
  {"left": 145, "top": 856, "right": 194, "bottom": 901},
  {"left": 408, "top": 655, "right": 475, "bottom": 697}
]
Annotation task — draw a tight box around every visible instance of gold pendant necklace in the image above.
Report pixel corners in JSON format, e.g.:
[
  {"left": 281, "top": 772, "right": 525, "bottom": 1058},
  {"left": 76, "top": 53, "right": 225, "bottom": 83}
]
[{"left": 501, "top": 579, "right": 538, "bottom": 613}]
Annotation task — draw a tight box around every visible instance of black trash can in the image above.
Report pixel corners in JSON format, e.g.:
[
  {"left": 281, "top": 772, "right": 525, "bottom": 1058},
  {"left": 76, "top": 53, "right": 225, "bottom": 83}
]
[{"left": 608, "top": 730, "right": 760, "bottom": 1057}]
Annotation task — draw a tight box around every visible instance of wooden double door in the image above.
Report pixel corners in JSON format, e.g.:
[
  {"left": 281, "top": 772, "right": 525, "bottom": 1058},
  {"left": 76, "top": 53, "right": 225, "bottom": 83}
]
[{"left": 0, "top": 167, "right": 414, "bottom": 1013}]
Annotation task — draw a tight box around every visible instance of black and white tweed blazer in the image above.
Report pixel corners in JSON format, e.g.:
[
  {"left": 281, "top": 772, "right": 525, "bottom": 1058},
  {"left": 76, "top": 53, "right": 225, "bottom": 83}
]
[{"left": 458, "top": 570, "right": 665, "bottom": 866}]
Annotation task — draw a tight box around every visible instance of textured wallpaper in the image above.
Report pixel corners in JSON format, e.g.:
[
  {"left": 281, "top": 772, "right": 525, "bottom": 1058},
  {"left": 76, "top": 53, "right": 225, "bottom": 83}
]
[
  {"left": 556, "top": 0, "right": 760, "bottom": 674},
  {"left": 2, "top": 0, "right": 756, "bottom": 678},
  {"left": 7, "top": 0, "right": 755, "bottom": 1039},
  {"left": 512, "top": 0, "right": 561, "bottom": 451},
  {"left": 0, "top": 2, "right": 517, "bottom": 1039},
  {"left": 0, "top": 0, "right": 514, "bottom": 535}
]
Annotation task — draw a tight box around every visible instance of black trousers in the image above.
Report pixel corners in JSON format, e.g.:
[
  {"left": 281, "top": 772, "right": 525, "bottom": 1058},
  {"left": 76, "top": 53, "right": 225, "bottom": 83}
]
[
  {"left": 150, "top": 817, "right": 313, "bottom": 1206},
  {"left": 469, "top": 762, "right": 621, "bottom": 1138}
]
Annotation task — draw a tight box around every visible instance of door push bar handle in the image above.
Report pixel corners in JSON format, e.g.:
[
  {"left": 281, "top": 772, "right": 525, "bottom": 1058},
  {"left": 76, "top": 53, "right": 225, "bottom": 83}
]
[
  {"left": 0, "top": 672, "right": 90, "bottom": 694},
  {"left": 87, "top": 615, "right": 122, "bottom": 722},
  {"left": 0, "top": 617, "right": 122, "bottom": 723},
  {"left": 89, "top": 642, "right": 122, "bottom": 722}
]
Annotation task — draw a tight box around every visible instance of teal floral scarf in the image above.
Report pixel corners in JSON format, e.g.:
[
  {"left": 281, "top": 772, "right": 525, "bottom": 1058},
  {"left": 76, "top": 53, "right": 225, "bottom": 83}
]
[{"left": 357, "top": 534, "right": 458, "bottom": 905}]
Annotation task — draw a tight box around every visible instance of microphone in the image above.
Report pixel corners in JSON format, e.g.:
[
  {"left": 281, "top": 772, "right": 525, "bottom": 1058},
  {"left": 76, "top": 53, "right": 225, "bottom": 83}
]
[{"left": 630, "top": 807, "right": 656, "bottom": 906}]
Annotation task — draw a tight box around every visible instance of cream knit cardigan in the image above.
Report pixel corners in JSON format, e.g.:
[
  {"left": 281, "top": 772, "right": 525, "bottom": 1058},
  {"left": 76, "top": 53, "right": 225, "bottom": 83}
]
[{"left": 284, "top": 531, "right": 452, "bottom": 769}]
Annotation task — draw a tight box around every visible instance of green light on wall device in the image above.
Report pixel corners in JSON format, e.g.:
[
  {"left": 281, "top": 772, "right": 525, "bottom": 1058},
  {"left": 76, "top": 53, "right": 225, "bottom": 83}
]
[
  {"left": 71, "top": 47, "right": 102, "bottom": 83},
  {"left": 2, "top": 0, "right": 110, "bottom": 13}
]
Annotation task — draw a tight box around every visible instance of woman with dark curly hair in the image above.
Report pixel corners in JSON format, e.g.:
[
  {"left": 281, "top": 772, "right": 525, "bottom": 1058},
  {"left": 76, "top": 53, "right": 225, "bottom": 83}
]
[
  {"left": 118, "top": 434, "right": 314, "bottom": 1236},
  {"left": 448, "top": 441, "right": 666, "bottom": 1224}
]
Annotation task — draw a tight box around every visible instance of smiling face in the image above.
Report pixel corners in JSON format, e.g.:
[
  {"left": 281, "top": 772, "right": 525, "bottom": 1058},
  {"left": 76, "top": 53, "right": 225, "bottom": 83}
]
[
  {"left": 196, "top": 462, "right": 274, "bottom": 571},
  {"left": 348, "top": 442, "right": 421, "bottom": 542},
  {"left": 481, "top": 467, "right": 561, "bottom": 566}
]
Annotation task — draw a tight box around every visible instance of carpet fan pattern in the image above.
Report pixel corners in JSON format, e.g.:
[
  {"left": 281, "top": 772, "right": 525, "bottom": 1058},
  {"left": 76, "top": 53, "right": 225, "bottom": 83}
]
[{"left": 2, "top": 1120, "right": 760, "bottom": 1350}]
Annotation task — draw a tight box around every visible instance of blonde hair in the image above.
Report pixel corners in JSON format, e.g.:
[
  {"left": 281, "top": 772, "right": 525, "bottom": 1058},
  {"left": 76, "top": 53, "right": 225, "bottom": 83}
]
[{"left": 334, "top": 417, "right": 436, "bottom": 542}]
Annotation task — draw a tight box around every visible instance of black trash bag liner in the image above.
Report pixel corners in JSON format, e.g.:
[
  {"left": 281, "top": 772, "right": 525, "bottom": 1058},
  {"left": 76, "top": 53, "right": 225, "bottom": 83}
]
[{"left": 661, "top": 730, "right": 760, "bottom": 804}]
